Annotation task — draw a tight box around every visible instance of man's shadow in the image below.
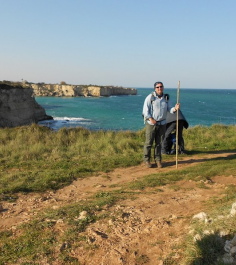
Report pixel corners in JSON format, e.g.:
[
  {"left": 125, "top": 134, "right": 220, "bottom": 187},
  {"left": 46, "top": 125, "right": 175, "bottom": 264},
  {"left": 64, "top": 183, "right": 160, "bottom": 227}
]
[{"left": 164, "top": 151, "right": 236, "bottom": 167}]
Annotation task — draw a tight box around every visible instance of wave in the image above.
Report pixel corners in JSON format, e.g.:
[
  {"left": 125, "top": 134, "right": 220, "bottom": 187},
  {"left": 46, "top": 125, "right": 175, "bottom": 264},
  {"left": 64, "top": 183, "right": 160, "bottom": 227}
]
[
  {"left": 38, "top": 116, "right": 94, "bottom": 130},
  {"left": 53, "top": 117, "right": 91, "bottom": 121}
]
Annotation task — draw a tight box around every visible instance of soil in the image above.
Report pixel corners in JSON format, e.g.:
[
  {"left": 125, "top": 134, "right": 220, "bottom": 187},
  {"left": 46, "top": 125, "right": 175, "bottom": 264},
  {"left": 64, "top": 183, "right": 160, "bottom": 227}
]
[{"left": 1, "top": 152, "right": 236, "bottom": 265}]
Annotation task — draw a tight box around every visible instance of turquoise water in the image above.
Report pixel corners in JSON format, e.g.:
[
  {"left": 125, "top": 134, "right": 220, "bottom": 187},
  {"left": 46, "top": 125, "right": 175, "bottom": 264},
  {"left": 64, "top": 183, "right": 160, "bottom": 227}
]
[{"left": 36, "top": 88, "right": 236, "bottom": 131}]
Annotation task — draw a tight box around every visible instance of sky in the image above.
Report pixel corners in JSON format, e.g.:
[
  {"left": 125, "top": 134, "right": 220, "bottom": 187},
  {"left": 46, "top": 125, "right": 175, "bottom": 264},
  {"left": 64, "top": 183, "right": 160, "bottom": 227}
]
[{"left": 1, "top": 0, "right": 236, "bottom": 89}]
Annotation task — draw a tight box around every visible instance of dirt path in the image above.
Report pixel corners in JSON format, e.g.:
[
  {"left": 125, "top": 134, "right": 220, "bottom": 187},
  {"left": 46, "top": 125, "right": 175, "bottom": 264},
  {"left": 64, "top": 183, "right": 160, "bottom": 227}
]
[{"left": 1, "top": 152, "right": 236, "bottom": 264}]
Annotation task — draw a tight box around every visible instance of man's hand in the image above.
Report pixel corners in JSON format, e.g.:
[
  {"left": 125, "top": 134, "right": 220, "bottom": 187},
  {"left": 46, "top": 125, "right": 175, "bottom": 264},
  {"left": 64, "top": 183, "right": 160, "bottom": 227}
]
[
  {"left": 149, "top": 117, "right": 156, "bottom": 124},
  {"left": 175, "top": 103, "right": 180, "bottom": 111}
]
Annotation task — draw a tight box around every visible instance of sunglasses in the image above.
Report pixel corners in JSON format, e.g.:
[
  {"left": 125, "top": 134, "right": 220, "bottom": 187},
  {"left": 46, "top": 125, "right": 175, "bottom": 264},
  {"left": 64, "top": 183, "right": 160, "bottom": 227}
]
[{"left": 155, "top": 86, "right": 163, "bottom": 88}]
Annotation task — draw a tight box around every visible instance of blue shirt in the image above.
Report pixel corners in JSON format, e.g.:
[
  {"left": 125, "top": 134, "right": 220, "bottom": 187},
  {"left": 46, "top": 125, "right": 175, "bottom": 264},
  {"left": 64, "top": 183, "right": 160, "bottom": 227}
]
[{"left": 142, "top": 92, "right": 175, "bottom": 125}]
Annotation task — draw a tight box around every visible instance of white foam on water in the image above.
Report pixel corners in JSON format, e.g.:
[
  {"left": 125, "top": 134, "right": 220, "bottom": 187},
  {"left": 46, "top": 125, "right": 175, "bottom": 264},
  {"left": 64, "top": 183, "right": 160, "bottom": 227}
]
[
  {"left": 53, "top": 117, "right": 91, "bottom": 121},
  {"left": 38, "top": 116, "right": 94, "bottom": 130}
]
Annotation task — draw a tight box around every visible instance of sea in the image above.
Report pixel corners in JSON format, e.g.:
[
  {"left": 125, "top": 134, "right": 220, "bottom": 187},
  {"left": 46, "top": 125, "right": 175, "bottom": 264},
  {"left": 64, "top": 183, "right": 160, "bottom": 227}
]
[{"left": 36, "top": 88, "right": 236, "bottom": 131}]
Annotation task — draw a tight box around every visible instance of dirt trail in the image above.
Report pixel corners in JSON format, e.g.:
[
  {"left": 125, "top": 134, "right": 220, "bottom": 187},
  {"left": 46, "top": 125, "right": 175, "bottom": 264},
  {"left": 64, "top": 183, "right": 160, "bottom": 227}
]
[{"left": 1, "top": 152, "right": 236, "bottom": 264}]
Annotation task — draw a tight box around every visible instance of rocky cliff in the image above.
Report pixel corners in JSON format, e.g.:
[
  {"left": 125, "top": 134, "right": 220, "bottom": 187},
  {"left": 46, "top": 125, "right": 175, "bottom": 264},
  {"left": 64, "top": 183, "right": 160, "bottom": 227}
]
[
  {"left": 30, "top": 83, "right": 137, "bottom": 97},
  {"left": 0, "top": 83, "right": 52, "bottom": 128}
]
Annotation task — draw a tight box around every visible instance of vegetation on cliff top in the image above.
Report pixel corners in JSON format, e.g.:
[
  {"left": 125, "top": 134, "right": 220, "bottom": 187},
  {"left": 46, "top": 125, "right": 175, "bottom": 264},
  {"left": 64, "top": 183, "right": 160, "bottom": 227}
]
[
  {"left": 0, "top": 80, "right": 132, "bottom": 89},
  {"left": 0, "top": 124, "right": 235, "bottom": 196}
]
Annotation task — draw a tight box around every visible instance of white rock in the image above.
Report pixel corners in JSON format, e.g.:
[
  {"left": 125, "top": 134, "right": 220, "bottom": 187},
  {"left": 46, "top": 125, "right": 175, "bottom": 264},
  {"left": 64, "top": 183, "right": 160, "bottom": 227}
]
[
  {"left": 78, "top": 211, "right": 88, "bottom": 220},
  {"left": 108, "top": 219, "right": 114, "bottom": 226},
  {"left": 230, "top": 202, "right": 236, "bottom": 216},
  {"left": 224, "top": 240, "right": 232, "bottom": 253},
  {"left": 192, "top": 212, "right": 208, "bottom": 221},
  {"left": 193, "top": 234, "right": 202, "bottom": 241},
  {"left": 230, "top": 209, "right": 236, "bottom": 216}
]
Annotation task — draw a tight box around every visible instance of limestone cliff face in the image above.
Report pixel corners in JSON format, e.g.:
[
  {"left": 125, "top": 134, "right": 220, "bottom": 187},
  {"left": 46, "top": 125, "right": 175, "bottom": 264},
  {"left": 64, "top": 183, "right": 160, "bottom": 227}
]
[
  {"left": 0, "top": 83, "right": 52, "bottom": 128},
  {"left": 31, "top": 84, "right": 137, "bottom": 97}
]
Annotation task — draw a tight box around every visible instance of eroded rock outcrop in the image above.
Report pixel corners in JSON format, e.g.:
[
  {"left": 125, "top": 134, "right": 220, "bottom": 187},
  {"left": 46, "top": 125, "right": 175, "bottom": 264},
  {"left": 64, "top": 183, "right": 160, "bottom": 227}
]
[
  {"left": 31, "top": 83, "right": 137, "bottom": 97},
  {"left": 0, "top": 83, "right": 52, "bottom": 128}
]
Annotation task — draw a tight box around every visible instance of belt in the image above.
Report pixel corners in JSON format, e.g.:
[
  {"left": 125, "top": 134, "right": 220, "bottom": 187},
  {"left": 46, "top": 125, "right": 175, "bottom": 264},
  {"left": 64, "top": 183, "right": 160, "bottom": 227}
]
[
  {"left": 155, "top": 119, "right": 166, "bottom": 125},
  {"left": 145, "top": 119, "right": 166, "bottom": 126}
]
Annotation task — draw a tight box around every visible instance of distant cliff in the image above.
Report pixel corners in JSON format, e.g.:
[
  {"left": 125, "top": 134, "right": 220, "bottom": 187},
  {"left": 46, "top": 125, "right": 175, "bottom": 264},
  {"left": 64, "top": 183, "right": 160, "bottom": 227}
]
[
  {"left": 30, "top": 83, "right": 137, "bottom": 97},
  {"left": 0, "top": 81, "right": 137, "bottom": 127},
  {"left": 0, "top": 83, "right": 52, "bottom": 128}
]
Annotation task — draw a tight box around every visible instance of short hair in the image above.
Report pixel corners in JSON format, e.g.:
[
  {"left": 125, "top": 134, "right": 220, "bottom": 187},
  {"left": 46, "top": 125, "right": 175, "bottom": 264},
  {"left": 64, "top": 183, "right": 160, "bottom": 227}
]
[{"left": 154, "top": 81, "right": 163, "bottom": 88}]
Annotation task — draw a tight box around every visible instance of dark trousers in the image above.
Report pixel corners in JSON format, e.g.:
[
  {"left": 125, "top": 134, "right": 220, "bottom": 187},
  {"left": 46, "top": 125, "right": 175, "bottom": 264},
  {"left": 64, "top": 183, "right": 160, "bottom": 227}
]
[
  {"left": 162, "top": 121, "right": 184, "bottom": 154},
  {"left": 143, "top": 123, "right": 166, "bottom": 162}
]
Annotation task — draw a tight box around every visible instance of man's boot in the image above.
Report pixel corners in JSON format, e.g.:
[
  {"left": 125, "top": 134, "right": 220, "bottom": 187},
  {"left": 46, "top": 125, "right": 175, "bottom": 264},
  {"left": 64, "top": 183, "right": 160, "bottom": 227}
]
[
  {"left": 145, "top": 161, "right": 152, "bottom": 168},
  {"left": 156, "top": 161, "right": 162, "bottom": 168}
]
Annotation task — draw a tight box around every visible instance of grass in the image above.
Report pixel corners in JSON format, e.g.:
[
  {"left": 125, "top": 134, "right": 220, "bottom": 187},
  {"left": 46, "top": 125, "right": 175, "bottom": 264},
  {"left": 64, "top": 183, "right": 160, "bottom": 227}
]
[
  {"left": 0, "top": 124, "right": 235, "bottom": 196},
  {"left": 0, "top": 124, "right": 144, "bottom": 196},
  {"left": 0, "top": 124, "right": 236, "bottom": 264},
  {"left": 184, "top": 124, "right": 236, "bottom": 152}
]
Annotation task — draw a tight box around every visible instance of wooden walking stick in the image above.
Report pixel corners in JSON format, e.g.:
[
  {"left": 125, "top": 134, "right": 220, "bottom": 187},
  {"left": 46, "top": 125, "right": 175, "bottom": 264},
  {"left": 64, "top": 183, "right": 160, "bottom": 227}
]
[{"left": 176, "top": 81, "right": 180, "bottom": 168}]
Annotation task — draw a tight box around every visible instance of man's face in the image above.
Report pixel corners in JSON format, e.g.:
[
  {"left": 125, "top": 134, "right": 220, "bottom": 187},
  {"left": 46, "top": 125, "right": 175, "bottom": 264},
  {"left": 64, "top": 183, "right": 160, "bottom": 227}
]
[{"left": 155, "top": 83, "right": 164, "bottom": 95}]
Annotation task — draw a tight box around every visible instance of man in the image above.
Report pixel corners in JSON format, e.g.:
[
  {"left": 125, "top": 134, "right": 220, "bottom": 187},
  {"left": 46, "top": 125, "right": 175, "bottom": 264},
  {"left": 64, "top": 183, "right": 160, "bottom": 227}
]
[
  {"left": 161, "top": 110, "right": 189, "bottom": 155},
  {"left": 142, "top": 81, "right": 180, "bottom": 168}
]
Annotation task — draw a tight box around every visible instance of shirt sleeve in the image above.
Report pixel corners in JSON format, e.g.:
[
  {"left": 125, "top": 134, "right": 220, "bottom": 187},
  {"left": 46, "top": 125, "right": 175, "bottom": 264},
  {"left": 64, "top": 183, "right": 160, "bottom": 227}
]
[
  {"left": 142, "top": 95, "right": 152, "bottom": 119},
  {"left": 170, "top": 107, "right": 176, "bottom": 114}
]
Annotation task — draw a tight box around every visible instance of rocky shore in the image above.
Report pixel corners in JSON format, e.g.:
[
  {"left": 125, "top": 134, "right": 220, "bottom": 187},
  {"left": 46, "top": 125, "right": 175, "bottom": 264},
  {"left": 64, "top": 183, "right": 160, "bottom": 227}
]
[
  {"left": 0, "top": 81, "right": 137, "bottom": 127},
  {"left": 0, "top": 82, "right": 52, "bottom": 128},
  {"left": 30, "top": 83, "right": 137, "bottom": 97}
]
